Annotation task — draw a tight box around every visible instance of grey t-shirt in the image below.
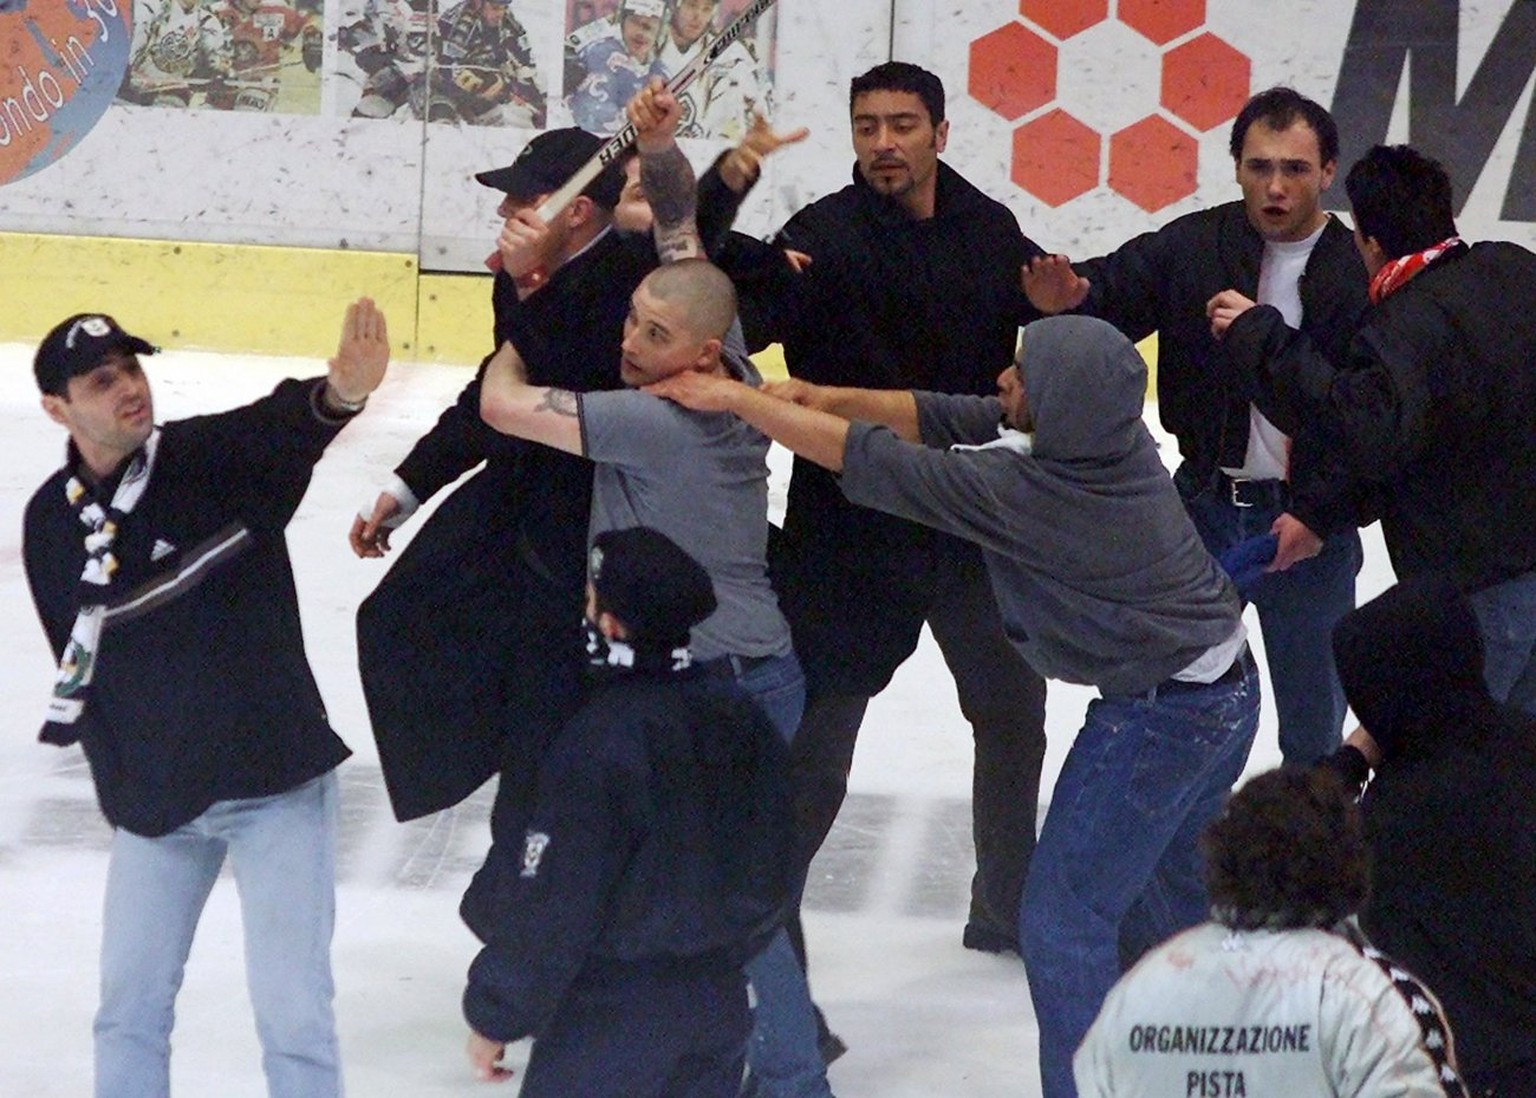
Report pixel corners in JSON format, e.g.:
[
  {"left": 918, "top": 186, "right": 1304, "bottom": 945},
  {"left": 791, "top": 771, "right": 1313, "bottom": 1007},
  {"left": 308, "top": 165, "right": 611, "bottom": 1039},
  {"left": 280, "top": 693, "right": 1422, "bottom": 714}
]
[{"left": 578, "top": 356, "right": 791, "bottom": 661}]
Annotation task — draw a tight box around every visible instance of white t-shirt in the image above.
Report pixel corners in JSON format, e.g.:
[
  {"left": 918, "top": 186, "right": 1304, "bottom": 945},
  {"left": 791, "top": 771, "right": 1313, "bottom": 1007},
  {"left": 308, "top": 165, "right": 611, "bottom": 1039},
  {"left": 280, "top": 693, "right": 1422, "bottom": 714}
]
[{"left": 1225, "top": 219, "right": 1328, "bottom": 481}]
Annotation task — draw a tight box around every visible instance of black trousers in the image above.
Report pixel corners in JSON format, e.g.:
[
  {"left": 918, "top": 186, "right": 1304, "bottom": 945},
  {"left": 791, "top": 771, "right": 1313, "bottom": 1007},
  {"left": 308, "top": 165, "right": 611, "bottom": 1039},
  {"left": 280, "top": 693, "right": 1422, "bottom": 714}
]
[
  {"left": 789, "top": 551, "right": 1048, "bottom": 936},
  {"left": 520, "top": 964, "right": 750, "bottom": 1098}
]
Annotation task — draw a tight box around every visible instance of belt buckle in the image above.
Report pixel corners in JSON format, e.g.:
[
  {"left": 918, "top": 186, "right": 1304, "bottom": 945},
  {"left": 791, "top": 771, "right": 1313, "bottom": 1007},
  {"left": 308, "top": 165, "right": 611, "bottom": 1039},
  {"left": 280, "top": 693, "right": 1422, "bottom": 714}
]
[{"left": 1227, "top": 476, "right": 1254, "bottom": 508}]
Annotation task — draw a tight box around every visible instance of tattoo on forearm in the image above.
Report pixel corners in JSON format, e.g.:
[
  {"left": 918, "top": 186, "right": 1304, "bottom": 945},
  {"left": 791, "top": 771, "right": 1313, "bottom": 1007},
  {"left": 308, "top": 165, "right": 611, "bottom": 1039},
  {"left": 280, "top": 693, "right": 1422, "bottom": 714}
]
[
  {"left": 655, "top": 221, "right": 703, "bottom": 264},
  {"left": 642, "top": 143, "right": 702, "bottom": 262},
  {"left": 536, "top": 388, "right": 579, "bottom": 417}
]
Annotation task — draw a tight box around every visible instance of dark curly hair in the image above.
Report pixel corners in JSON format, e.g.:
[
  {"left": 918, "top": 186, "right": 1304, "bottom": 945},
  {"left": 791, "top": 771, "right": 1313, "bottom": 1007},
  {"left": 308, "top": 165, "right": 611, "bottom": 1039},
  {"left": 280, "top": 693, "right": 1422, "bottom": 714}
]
[{"left": 1201, "top": 767, "right": 1369, "bottom": 930}]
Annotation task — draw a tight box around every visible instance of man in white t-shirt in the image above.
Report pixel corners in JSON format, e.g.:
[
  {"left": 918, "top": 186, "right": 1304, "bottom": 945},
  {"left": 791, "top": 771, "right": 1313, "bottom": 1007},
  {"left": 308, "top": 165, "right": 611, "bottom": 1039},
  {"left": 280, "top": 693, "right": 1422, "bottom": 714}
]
[{"left": 1024, "top": 87, "right": 1371, "bottom": 772}]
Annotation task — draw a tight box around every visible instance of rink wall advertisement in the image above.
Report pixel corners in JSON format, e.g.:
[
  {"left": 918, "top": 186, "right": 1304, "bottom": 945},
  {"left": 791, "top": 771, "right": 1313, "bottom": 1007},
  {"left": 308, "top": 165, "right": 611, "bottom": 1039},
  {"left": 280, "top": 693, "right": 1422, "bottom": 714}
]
[{"left": 1, "top": 0, "right": 1533, "bottom": 307}]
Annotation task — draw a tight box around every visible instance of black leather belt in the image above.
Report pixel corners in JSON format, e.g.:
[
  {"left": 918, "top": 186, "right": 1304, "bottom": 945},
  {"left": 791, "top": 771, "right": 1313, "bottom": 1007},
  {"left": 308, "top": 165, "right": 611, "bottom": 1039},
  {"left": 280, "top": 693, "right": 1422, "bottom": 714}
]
[
  {"left": 1216, "top": 472, "right": 1289, "bottom": 510},
  {"left": 1157, "top": 646, "right": 1252, "bottom": 695}
]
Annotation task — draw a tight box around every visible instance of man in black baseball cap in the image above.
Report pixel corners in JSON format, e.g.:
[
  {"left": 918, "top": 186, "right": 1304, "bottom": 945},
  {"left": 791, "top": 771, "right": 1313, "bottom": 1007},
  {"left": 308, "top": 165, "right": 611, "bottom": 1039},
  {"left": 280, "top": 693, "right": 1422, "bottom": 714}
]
[
  {"left": 33, "top": 313, "right": 157, "bottom": 396},
  {"left": 23, "top": 298, "right": 391, "bottom": 1098},
  {"left": 474, "top": 126, "right": 626, "bottom": 210},
  {"left": 464, "top": 126, "right": 627, "bottom": 298}
]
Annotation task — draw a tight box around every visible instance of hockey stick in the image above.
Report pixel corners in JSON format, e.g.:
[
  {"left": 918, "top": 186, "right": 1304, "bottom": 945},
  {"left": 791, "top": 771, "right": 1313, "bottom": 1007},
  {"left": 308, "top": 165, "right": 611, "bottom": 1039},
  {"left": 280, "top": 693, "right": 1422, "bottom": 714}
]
[{"left": 535, "top": 0, "right": 780, "bottom": 221}]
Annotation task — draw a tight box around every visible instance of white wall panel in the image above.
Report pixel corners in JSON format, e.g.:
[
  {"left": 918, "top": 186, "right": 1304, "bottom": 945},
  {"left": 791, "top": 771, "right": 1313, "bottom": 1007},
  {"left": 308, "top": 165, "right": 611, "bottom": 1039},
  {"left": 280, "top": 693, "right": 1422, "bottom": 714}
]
[{"left": 3, "top": 0, "right": 1532, "bottom": 266}]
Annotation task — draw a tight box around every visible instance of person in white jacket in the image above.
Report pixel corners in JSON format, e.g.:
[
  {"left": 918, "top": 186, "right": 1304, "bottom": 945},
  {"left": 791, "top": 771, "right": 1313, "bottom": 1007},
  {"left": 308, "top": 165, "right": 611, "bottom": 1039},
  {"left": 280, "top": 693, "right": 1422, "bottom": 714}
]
[{"left": 1074, "top": 767, "right": 1466, "bottom": 1098}]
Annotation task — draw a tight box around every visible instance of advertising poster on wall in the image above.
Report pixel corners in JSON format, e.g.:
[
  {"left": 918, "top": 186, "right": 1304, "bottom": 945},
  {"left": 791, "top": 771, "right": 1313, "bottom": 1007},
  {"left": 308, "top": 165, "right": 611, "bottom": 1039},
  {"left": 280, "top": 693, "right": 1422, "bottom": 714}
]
[
  {"left": 117, "top": 0, "right": 322, "bottom": 113},
  {"left": 1, "top": 0, "right": 136, "bottom": 186},
  {"left": 3, "top": 1, "right": 1531, "bottom": 264},
  {"left": 563, "top": 0, "right": 775, "bottom": 138},
  {"left": 333, "top": 0, "right": 545, "bottom": 125}
]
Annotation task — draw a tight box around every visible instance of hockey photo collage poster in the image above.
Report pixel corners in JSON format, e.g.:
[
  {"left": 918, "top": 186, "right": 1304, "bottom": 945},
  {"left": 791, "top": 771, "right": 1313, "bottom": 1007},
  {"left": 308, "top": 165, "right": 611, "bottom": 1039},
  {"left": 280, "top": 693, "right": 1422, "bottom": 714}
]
[
  {"left": 112, "top": 0, "right": 776, "bottom": 134},
  {"left": 3, "top": 2, "right": 1530, "bottom": 274}
]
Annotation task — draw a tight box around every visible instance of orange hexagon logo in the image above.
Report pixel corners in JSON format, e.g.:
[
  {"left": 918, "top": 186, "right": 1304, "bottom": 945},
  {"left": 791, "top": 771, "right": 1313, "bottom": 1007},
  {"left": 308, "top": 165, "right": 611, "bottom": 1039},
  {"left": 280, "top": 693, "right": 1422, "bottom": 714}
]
[
  {"left": 1162, "top": 33, "right": 1252, "bottom": 132},
  {"left": 969, "top": 5, "right": 1251, "bottom": 212},
  {"left": 1018, "top": 0, "right": 1108, "bottom": 41},
  {"left": 1012, "top": 110, "right": 1101, "bottom": 207},
  {"left": 969, "top": 22, "right": 1057, "bottom": 121},
  {"left": 1120, "top": 0, "right": 1206, "bottom": 47},
  {"left": 1109, "top": 116, "right": 1200, "bottom": 211}
]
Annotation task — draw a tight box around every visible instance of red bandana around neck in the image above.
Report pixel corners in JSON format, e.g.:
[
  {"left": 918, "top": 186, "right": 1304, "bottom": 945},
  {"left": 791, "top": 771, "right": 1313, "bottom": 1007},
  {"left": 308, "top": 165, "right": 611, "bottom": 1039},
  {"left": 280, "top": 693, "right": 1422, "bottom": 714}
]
[{"left": 1368, "top": 236, "right": 1463, "bottom": 304}]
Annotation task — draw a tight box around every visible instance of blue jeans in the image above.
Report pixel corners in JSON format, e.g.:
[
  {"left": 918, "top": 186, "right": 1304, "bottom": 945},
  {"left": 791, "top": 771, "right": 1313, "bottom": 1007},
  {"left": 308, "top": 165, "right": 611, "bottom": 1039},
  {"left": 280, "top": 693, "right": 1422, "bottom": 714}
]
[
  {"left": 94, "top": 772, "right": 342, "bottom": 1098},
  {"left": 1019, "top": 662, "right": 1260, "bottom": 1098},
  {"left": 1180, "top": 466, "right": 1360, "bottom": 764},
  {"left": 730, "top": 651, "right": 808, "bottom": 746},
  {"left": 1467, "top": 569, "right": 1536, "bottom": 716},
  {"left": 717, "top": 651, "right": 831, "bottom": 1098}
]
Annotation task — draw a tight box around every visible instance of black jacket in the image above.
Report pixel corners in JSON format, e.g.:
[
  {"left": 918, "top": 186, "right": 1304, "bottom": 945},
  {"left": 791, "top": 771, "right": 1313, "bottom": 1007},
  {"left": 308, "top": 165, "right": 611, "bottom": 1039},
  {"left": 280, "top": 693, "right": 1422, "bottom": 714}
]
[
  {"left": 24, "top": 379, "right": 353, "bottom": 837},
  {"left": 1074, "top": 202, "right": 1370, "bottom": 535},
  {"left": 401, "top": 230, "right": 656, "bottom": 591},
  {"left": 462, "top": 666, "right": 794, "bottom": 1043},
  {"left": 363, "top": 230, "right": 649, "bottom": 821},
  {"left": 744, "top": 162, "right": 1045, "bottom": 694},
  {"left": 364, "top": 173, "right": 752, "bottom": 821},
  {"left": 1333, "top": 576, "right": 1536, "bottom": 1084},
  {"left": 395, "top": 161, "right": 752, "bottom": 594},
  {"left": 1226, "top": 241, "right": 1536, "bottom": 590}
]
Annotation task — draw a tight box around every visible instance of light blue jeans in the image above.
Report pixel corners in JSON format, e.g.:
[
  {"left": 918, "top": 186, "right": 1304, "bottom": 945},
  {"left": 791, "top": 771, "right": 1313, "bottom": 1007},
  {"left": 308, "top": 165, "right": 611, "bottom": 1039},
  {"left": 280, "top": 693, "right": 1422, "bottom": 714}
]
[
  {"left": 715, "top": 650, "right": 832, "bottom": 1098},
  {"left": 94, "top": 772, "right": 342, "bottom": 1098},
  {"left": 1019, "top": 662, "right": 1260, "bottom": 1098},
  {"left": 1467, "top": 569, "right": 1536, "bottom": 716}
]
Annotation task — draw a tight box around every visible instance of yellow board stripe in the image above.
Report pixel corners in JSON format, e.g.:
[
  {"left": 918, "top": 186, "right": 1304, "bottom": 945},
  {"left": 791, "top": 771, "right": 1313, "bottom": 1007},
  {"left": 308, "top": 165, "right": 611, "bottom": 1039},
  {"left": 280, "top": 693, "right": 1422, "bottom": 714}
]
[
  {"left": 0, "top": 231, "right": 1153, "bottom": 387},
  {"left": 0, "top": 232, "right": 425, "bottom": 360}
]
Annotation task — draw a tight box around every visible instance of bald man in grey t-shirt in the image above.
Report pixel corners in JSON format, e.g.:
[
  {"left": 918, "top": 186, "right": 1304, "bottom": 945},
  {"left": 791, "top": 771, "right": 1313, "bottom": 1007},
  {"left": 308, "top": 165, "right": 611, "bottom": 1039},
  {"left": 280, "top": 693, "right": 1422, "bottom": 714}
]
[{"left": 477, "top": 257, "right": 832, "bottom": 1098}]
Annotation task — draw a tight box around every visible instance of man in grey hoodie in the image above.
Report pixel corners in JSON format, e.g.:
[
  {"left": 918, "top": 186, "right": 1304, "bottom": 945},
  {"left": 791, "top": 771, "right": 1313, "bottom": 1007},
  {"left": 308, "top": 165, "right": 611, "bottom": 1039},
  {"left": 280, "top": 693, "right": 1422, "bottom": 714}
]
[{"left": 649, "top": 314, "right": 1261, "bottom": 1098}]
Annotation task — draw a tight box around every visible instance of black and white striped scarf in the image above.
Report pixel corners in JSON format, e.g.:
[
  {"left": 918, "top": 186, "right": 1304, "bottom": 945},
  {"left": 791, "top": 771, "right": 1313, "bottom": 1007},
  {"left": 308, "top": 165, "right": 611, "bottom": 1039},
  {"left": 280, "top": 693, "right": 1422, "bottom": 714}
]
[{"left": 41, "top": 429, "right": 160, "bottom": 742}]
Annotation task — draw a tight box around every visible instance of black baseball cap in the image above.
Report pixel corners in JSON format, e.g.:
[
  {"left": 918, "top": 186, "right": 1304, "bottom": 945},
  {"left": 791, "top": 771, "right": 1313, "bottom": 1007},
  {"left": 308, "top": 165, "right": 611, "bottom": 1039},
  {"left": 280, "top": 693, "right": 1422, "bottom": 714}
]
[
  {"left": 589, "top": 526, "right": 717, "bottom": 647},
  {"left": 475, "top": 127, "right": 625, "bottom": 211},
  {"left": 34, "top": 313, "right": 157, "bottom": 395}
]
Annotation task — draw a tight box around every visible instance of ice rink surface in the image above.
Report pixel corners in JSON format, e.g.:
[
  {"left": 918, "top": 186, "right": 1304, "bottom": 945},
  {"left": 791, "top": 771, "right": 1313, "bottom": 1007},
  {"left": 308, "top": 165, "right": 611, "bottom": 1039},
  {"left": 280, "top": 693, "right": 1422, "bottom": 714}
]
[{"left": 0, "top": 342, "right": 1397, "bottom": 1097}]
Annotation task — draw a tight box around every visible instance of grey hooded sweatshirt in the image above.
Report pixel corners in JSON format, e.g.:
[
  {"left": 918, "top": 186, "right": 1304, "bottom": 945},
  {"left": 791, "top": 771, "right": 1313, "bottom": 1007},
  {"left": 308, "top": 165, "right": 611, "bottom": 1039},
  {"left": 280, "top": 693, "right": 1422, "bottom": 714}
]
[{"left": 838, "top": 315, "right": 1242, "bottom": 696}]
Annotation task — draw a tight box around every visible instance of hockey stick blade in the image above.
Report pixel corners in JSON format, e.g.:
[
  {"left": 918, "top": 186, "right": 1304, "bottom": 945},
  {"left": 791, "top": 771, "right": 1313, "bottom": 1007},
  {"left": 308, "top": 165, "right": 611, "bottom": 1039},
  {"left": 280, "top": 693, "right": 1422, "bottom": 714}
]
[{"left": 534, "top": 0, "right": 780, "bottom": 222}]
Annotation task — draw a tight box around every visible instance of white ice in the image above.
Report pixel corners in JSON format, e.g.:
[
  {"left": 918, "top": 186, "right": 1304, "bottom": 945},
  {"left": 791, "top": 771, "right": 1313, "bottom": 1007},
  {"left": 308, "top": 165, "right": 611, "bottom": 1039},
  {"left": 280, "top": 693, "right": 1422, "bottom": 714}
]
[{"left": 0, "top": 342, "right": 1397, "bottom": 1097}]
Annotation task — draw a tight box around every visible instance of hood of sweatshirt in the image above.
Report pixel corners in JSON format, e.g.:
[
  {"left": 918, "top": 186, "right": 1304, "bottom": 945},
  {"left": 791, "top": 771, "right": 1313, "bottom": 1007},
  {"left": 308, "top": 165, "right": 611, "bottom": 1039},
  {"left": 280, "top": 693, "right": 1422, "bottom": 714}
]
[{"left": 1022, "top": 315, "right": 1150, "bottom": 466}]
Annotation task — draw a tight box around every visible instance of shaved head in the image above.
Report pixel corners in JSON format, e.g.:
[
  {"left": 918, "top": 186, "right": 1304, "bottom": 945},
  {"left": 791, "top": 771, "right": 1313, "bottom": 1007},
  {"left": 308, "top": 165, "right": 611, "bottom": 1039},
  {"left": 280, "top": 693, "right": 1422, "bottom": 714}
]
[{"left": 640, "top": 259, "right": 738, "bottom": 343}]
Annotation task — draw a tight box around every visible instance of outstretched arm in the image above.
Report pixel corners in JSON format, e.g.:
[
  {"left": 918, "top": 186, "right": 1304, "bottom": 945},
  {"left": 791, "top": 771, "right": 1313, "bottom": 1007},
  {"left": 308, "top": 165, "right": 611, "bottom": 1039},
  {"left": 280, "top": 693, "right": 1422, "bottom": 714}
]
[
  {"left": 1022, "top": 254, "right": 1091, "bottom": 315},
  {"left": 478, "top": 340, "right": 584, "bottom": 455},
  {"left": 717, "top": 112, "right": 811, "bottom": 193},
  {"left": 763, "top": 378, "right": 920, "bottom": 442},
  {"left": 646, "top": 372, "right": 852, "bottom": 472}
]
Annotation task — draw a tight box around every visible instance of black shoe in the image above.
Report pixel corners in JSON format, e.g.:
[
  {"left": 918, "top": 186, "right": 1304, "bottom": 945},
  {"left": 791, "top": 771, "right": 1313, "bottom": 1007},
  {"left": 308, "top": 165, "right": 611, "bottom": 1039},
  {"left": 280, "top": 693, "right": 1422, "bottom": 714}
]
[
  {"left": 962, "top": 921, "right": 1021, "bottom": 955},
  {"left": 813, "top": 1004, "right": 848, "bottom": 1067},
  {"left": 819, "top": 1029, "right": 849, "bottom": 1066}
]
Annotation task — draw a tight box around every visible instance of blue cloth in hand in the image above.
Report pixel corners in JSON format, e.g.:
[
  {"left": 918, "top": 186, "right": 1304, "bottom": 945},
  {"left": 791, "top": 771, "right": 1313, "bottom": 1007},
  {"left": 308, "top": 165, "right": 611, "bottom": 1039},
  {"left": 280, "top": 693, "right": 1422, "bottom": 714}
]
[{"left": 1219, "top": 532, "right": 1279, "bottom": 600}]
